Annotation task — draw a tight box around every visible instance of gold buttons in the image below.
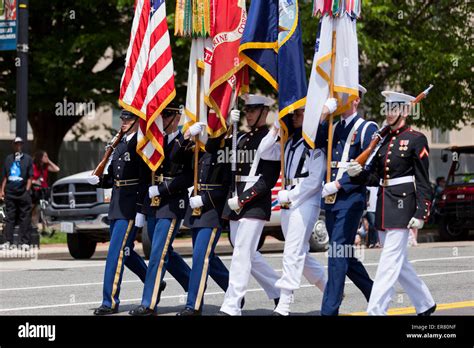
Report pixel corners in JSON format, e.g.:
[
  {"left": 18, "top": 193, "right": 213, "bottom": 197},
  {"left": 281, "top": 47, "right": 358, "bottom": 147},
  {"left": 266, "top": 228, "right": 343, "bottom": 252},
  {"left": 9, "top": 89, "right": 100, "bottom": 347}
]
[
  {"left": 403, "top": 193, "right": 406, "bottom": 196},
  {"left": 388, "top": 151, "right": 392, "bottom": 155},
  {"left": 389, "top": 144, "right": 394, "bottom": 147},
  {"left": 392, "top": 137, "right": 396, "bottom": 140},
  {"left": 385, "top": 167, "right": 390, "bottom": 171},
  {"left": 387, "top": 159, "right": 391, "bottom": 163},
  {"left": 386, "top": 175, "right": 390, "bottom": 179}
]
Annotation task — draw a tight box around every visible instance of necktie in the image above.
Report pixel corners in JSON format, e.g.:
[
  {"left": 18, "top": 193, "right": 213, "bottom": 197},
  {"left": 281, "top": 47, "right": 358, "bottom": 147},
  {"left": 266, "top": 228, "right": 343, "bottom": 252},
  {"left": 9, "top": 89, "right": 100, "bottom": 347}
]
[{"left": 341, "top": 120, "right": 346, "bottom": 128}]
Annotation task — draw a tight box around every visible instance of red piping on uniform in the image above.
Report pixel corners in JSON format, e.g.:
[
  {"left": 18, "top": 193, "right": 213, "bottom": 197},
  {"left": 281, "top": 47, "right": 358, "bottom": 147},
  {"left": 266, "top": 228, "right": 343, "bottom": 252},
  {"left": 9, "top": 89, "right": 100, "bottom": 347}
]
[{"left": 381, "top": 126, "right": 411, "bottom": 230}]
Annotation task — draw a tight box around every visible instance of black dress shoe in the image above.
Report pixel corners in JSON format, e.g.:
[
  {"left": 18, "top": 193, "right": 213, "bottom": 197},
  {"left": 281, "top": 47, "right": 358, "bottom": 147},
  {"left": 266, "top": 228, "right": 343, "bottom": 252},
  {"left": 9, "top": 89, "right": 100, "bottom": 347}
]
[
  {"left": 240, "top": 297, "right": 245, "bottom": 309},
  {"left": 272, "top": 311, "right": 284, "bottom": 316},
  {"left": 129, "top": 305, "right": 155, "bottom": 316},
  {"left": 93, "top": 305, "right": 118, "bottom": 316},
  {"left": 273, "top": 298, "right": 280, "bottom": 307},
  {"left": 176, "top": 307, "right": 202, "bottom": 316},
  {"left": 216, "top": 311, "right": 230, "bottom": 316},
  {"left": 418, "top": 304, "right": 436, "bottom": 316},
  {"left": 156, "top": 281, "right": 167, "bottom": 305}
]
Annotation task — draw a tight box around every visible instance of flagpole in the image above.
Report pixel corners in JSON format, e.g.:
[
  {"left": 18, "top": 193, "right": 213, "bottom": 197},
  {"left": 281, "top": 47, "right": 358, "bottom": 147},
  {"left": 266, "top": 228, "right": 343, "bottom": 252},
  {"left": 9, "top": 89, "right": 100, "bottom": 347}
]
[
  {"left": 280, "top": 126, "right": 289, "bottom": 209},
  {"left": 324, "top": 30, "right": 337, "bottom": 205},
  {"left": 192, "top": 61, "right": 203, "bottom": 216}
]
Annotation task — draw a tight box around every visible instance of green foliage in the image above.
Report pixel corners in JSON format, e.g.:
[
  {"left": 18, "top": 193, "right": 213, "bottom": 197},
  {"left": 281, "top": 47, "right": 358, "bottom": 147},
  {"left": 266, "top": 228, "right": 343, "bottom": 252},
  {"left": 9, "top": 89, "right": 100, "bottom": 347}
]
[{"left": 0, "top": 0, "right": 471, "bottom": 164}]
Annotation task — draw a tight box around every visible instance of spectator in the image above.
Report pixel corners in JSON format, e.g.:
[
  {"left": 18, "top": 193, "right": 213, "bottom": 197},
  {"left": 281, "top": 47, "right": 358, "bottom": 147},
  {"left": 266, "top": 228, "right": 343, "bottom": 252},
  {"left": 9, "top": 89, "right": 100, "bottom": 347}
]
[
  {"left": 0, "top": 137, "right": 34, "bottom": 250},
  {"left": 434, "top": 176, "right": 446, "bottom": 199},
  {"left": 31, "top": 150, "right": 60, "bottom": 230}
]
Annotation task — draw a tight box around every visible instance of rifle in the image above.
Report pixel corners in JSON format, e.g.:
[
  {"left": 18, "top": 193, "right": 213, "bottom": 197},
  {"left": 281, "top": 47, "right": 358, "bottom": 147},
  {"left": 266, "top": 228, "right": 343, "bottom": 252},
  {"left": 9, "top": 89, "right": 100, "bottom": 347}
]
[
  {"left": 92, "top": 130, "right": 125, "bottom": 177},
  {"left": 355, "top": 84, "right": 434, "bottom": 166}
]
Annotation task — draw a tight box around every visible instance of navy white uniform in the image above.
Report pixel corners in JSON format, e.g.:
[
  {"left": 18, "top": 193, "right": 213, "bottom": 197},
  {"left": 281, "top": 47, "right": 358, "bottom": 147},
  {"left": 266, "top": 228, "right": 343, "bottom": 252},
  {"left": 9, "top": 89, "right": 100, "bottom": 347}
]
[
  {"left": 260, "top": 128, "right": 327, "bottom": 316},
  {"left": 212, "top": 126, "right": 281, "bottom": 316},
  {"left": 315, "top": 112, "right": 377, "bottom": 315},
  {"left": 98, "top": 132, "right": 150, "bottom": 310},
  {"left": 178, "top": 139, "right": 231, "bottom": 313},
  {"left": 351, "top": 121, "right": 435, "bottom": 315}
]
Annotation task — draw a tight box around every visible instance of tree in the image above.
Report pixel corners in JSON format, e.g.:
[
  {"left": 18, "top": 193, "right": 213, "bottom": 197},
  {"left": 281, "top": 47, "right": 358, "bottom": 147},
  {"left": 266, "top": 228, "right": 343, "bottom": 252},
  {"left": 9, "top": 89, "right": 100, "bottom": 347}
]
[
  {"left": 0, "top": 0, "right": 133, "bottom": 162},
  {"left": 0, "top": 0, "right": 471, "bottom": 165}
]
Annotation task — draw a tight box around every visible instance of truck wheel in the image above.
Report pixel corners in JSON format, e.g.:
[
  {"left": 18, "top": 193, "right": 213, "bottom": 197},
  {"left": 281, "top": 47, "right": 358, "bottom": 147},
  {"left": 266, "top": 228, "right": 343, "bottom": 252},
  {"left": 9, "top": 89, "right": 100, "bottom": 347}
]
[
  {"left": 141, "top": 224, "right": 151, "bottom": 260},
  {"left": 67, "top": 234, "right": 97, "bottom": 259},
  {"left": 438, "top": 217, "right": 469, "bottom": 241},
  {"left": 309, "top": 218, "right": 329, "bottom": 252}
]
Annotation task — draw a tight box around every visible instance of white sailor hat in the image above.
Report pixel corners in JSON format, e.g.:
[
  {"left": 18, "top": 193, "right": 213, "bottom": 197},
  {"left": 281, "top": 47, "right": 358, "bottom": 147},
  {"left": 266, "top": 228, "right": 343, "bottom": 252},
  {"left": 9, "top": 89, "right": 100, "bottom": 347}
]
[
  {"left": 381, "top": 91, "right": 415, "bottom": 104},
  {"left": 358, "top": 84, "right": 367, "bottom": 95},
  {"left": 242, "top": 94, "right": 275, "bottom": 107}
]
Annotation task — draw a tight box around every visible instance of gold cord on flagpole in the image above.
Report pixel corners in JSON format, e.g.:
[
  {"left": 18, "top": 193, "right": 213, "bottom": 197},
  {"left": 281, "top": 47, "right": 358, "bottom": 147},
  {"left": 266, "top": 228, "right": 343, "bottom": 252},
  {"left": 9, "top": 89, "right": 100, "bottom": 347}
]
[{"left": 325, "top": 30, "right": 337, "bottom": 205}]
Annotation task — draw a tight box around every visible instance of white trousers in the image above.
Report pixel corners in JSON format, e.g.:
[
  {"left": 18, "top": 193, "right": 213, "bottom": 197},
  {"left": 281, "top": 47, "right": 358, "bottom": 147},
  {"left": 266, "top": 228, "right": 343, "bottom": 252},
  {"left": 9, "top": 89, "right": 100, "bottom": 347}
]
[
  {"left": 220, "top": 218, "right": 280, "bottom": 315},
  {"left": 274, "top": 203, "right": 327, "bottom": 315},
  {"left": 367, "top": 229, "right": 435, "bottom": 315}
]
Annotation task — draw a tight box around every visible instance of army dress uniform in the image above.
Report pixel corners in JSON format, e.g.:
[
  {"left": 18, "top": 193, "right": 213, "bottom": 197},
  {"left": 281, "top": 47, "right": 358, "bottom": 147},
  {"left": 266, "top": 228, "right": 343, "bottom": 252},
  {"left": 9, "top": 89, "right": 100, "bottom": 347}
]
[
  {"left": 350, "top": 91, "right": 436, "bottom": 316},
  {"left": 212, "top": 121, "right": 282, "bottom": 316},
  {"left": 95, "top": 131, "right": 150, "bottom": 313},
  {"left": 132, "top": 131, "right": 194, "bottom": 314},
  {"left": 177, "top": 139, "right": 232, "bottom": 315},
  {"left": 260, "top": 127, "right": 327, "bottom": 316},
  {"left": 314, "top": 105, "right": 377, "bottom": 316}
]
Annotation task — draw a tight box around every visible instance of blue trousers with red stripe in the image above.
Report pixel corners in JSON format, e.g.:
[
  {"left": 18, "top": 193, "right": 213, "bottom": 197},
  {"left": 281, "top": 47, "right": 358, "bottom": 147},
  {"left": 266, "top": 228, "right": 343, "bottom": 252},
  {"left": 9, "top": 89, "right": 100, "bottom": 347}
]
[{"left": 102, "top": 219, "right": 147, "bottom": 309}]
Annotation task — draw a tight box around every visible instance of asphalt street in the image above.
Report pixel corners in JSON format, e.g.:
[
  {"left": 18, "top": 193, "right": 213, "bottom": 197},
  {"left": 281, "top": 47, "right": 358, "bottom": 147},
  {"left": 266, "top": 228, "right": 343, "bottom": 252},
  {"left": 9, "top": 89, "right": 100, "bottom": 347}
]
[{"left": 0, "top": 241, "right": 473, "bottom": 316}]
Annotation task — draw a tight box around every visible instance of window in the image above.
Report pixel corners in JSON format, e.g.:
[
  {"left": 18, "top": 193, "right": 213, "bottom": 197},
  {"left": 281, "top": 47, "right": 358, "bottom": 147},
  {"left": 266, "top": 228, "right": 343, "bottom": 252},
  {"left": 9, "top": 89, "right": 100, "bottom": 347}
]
[{"left": 431, "top": 128, "right": 450, "bottom": 144}]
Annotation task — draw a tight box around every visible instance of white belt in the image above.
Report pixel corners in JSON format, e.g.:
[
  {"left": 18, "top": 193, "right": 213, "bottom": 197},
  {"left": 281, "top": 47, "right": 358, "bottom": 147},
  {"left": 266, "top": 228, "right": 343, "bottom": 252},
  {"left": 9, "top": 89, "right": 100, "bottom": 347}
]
[
  {"left": 284, "top": 177, "right": 304, "bottom": 187},
  {"left": 380, "top": 176, "right": 415, "bottom": 187},
  {"left": 235, "top": 175, "right": 260, "bottom": 183},
  {"left": 330, "top": 161, "right": 349, "bottom": 169}
]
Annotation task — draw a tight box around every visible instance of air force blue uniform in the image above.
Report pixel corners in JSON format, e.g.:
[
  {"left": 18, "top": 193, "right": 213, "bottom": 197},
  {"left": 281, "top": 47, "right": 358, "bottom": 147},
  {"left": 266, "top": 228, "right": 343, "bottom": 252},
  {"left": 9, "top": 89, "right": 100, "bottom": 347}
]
[
  {"left": 314, "top": 114, "right": 377, "bottom": 315},
  {"left": 99, "top": 133, "right": 150, "bottom": 310}
]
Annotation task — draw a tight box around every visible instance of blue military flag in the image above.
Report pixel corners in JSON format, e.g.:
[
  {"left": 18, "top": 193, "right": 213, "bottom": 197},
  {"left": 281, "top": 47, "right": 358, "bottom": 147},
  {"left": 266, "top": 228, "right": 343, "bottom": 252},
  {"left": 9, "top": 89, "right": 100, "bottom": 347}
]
[{"left": 239, "top": 0, "right": 308, "bottom": 141}]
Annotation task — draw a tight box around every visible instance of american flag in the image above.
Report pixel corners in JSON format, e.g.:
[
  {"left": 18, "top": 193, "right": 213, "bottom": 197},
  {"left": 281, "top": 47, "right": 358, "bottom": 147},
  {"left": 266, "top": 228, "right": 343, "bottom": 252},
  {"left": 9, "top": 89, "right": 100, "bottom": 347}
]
[
  {"left": 271, "top": 176, "right": 283, "bottom": 212},
  {"left": 119, "top": 0, "right": 176, "bottom": 171}
]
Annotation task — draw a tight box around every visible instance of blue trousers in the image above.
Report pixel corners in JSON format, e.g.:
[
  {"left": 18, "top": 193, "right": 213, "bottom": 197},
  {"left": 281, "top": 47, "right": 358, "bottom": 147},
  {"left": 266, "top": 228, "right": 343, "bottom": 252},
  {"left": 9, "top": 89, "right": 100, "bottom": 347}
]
[
  {"left": 321, "top": 208, "right": 373, "bottom": 316},
  {"left": 186, "top": 227, "right": 229, "bottom": 310},
  {"left": 146, "top": 217, "right": 191, "bottom": 292},
  {"left": 102, "top": 219, "right": 148, "bottom": 309},
  {"left": 141, "top": 218, "right": 190, "bottom": 309}
]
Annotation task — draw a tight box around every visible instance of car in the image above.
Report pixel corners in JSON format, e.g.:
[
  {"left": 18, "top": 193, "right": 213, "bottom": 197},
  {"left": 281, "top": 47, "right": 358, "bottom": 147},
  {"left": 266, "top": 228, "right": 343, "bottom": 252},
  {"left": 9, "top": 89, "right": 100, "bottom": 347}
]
[
  {"left": 434, "top": 145, "right": 474, "bottom": 241},
  {"left": 44, "top": 171, "right": 329, "bottom": 259}
]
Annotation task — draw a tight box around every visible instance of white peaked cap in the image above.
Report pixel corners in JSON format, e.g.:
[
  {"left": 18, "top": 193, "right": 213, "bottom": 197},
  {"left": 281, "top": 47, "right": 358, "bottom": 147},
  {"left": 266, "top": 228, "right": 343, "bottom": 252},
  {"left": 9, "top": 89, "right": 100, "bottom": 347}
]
[
  {"left": 358, "top": 84, "right": 367, "bottom": 95},
  {"left": 242, "top": 94, "right": 275, "bottom": 107},
  {"left": 381, "top": 91, "right": 415, "bottom": 104}
]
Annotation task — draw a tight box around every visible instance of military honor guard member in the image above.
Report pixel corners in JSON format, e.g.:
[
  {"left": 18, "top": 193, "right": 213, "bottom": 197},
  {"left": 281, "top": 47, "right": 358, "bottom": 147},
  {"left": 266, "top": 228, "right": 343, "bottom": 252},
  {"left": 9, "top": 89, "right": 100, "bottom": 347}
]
[
  {"left": 259, "top": 107, "right": 327, "bottom": 316},
  {"left": 87, "top": 110, "right": 153, "bottom": 315},
  {"left": 129, "top": 106, "right": 193, "bottom": 316},
  {"left": 347, "top": 90, "right": 436, "bottom": 316},
  {"left": 215, "top": 95, "right": 282, "bottom": 316},
  {"left": 174, "top": 122, "right": 231, "bottom": 316},
  {"left": 315, "top": 85, "right": 376, "bottom": 316}
]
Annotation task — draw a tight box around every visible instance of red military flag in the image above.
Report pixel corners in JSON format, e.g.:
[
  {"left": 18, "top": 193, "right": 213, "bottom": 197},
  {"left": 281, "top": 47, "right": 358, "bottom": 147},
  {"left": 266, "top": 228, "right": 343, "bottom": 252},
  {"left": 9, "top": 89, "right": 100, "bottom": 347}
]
[
  {"left": 119, "top": 0, "right": 176, "bottom": 171},
  {"left": 206, "top": 0, "right": 248, "bottom": 138}
]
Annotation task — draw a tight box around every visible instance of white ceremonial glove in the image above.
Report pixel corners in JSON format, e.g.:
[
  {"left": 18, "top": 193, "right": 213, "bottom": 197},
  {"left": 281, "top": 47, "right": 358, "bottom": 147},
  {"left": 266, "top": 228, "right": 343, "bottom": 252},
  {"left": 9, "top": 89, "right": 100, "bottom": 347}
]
[
  {"left": 227, "top": 196, "right": 241, "bottom": 212},
  {"left": 277, "top": 190, "right": 290, "bottom": 205},
  {"left": 230, "top": 110, "right": 241, "bottom": 123},
  {"left": 407, "top": 217, "right": 424, "bottom": 230},
  {"left": 347, "top": 161, "right": 363, "bottom": 177},
  {"left": 322, "top": 181, "right": 339, "bottom": 198},
  {"left": 324, "top": 98, "right": 338, "bottom": 114},
  {"left": 87, "top": 175, "right": 100, "bottom": 185},
  {"left": 188, "top": 122, "right": 206, "bottom": 137},
  {"left": 134, "top": 213, "right": 146, "bottom": 228},
  {"left": 189, "top": 195, "right": 204, "bottom": 209},
  {"left": 148, "top": 185, "right": 160, "bottom": 199}
]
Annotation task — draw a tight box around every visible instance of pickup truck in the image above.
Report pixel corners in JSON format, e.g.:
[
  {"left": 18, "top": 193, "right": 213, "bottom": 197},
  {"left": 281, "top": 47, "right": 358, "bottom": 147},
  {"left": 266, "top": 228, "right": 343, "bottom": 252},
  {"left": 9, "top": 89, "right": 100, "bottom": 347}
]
[
  {"left": 434, "top": 145, "right": 474, "bottom": 241},
  {"left": 44, "top": 171, "right": 329, "bottom": 259}
]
